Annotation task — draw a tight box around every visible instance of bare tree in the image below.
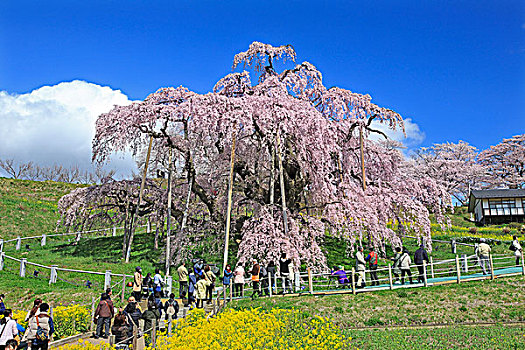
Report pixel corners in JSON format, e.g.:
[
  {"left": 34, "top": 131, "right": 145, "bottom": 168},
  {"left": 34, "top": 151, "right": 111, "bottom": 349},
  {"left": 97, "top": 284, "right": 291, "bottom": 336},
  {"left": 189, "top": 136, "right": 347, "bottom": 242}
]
[{"left": 0, "top": 159, "right": 33, "bottom": 179}]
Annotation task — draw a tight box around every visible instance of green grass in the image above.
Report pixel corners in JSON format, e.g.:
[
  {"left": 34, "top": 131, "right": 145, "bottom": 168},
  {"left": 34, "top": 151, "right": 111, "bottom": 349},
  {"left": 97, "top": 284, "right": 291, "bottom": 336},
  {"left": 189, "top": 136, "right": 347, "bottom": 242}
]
[
  {"left": 344, "top": 324, "right": 525, "bottom": 349},
  {"left": 0, "top": 177, "right": 83, "bottom": 240},
  {"left": 0, "top": 230, "right": 161, "bottom": 309},
  {"left": 231, "top": 276, "right": 525, "bottom": 328}
]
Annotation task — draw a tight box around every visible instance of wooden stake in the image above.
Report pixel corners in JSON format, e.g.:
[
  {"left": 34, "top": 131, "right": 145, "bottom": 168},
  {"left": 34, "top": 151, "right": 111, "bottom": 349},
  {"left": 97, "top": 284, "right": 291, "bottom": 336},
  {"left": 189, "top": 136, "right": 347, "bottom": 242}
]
[
  {"left": 388, "top": 264, "right": 393, "bottom": 290},
  {"left": 351, "top": 268, "right": 356, "bottom": 295},
  {"left": 90, "top": 297, "right": 96, "bottom": 333},
  {"left": 126, "top": 135, "right": 153, "bottom": 263},
  {"left": 223, "top": 130, "right": 237, "bottom": 271},
  {"left": 455, "top": 255, "right": 461, "bottom": 284},
  {"left": 430, "top": 256, "right": 435, "bottom": 279},
  {"left": 307, "top": 267, "right": 313, "bottom": 294},
  {"left": 489, "top": 254, "right": 495, "bottom": 280},
  {"left": 121, "top": 274, "right": 126, "bottom": 303},
  {"left": 151, "top": 319, "right": 157, "bottom": 347},
  {"left": 423, "top": 261, "right": 428, "bottom": 287},
  {"left": 521, "top": 251, "right": 525, "bottom": 276},
  {"left": 359, "top": 126, "right": 366, "bottom": 191},
  {"left": 165, "top": 148, "right": 173, "bottom": 274},
  {"left": 276, "top": 130, "right": 289, "bottom": 235}
]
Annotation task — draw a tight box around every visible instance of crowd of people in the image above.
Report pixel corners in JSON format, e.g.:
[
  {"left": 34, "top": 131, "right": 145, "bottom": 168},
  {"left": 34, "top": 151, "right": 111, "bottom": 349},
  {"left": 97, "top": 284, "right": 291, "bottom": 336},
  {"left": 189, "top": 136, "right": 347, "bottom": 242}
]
[
  {"left": 170, "top": 253, "right": 297, "bottom": 305},
  {"left": 0, "top": 296, "right": 54, "bottom": 350},
  {"left": 331, "top": 237, "right": 523, "bottom": 288},
  {"left": 92, "top": 288, "right": 180, "bottom": 346}
]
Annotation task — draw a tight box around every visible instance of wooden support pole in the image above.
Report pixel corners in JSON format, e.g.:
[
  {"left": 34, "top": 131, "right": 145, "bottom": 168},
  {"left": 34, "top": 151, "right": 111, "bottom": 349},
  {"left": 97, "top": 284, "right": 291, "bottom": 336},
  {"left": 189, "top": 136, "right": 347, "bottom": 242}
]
[
  {"left": 430, "top": 257, "right": 435, "bottom": 279},
  {"left": 455, "top": 255, "right": 461, "bottom": 284},
  {"left": 269, "top": 140, "right": 275, "bottom": 205},
  {"left": 423, "top": 261, "right": 428, "bottom": 287},
  {"left": 165, "top": 148, "right": 174, "bottom": 275},
  {"left": 359, "top": 126, "right": 367, "bottom": 191},
  {"left": 489, "top": 254, "right": 494, "bottom": 280},
  {"left": 388, "top": 264, "right": 393, "bottom": 290},
  {"left": 223, "top": 129, "right": 237, "bottom": 271},
  {"left": 126, "top": 135, "right": 153, "bottom": 263},
  {"left": 132, "top": 326, "right": 138, "bottom": 350},
  {"left": 16, "top": 237, "right": 21, "bottom": 251},
  {"left": 151, "top": 319, "right": 157, "bottom": 347},
  {"left": 121, "top": 274, "right": 126, "bottom": 303},
  {"left": 0, "top": 239, "right": 3, "bottom": 254},
  {"left": 451, "top": 239, "right": 457, "bottom": 254},
  {"left": 20, "top": 258, "right": 27, "bottom": 277},
  {"left": 307, "top": 267, "right": 313, "bottom": 294},
  {"left": 351, "top": 268, "right": 356, "bottom": 295},
  {"left": 104, "top": 270, "right": 111, "bottom": 291},
  {"left": 0, "top": 252, "right": 5, "bottom": 271},
  {"left": 175, "top": 166, "right": 194, "bottom": 267},
  {"left": 90, "top": 297, "right": 96, "bottom": 333},
  {"left": 521, "top": 251, "right": 525, "bottom": 276},
  {"left": 49, "top": 265, "right": 58, "bottom": 284},
  {"left": 276, "top": 130, "right": 289, "bottom": 235},
  {"left": 41, "top": 235, "right": 46, "bottom": 247}
]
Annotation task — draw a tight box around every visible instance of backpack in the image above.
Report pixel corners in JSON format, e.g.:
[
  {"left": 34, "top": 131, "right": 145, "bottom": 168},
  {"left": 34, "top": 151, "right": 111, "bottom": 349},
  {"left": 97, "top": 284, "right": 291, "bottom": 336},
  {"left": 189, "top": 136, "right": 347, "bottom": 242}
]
[
  {"left": 260, "top": 266, "right": 268, "bottom": 278},
  {"left": 166, "top": 300, "right": 177, "bottom": 316},
  {"left": 35, "top": 316, "right": 49, "bottom": 342}
]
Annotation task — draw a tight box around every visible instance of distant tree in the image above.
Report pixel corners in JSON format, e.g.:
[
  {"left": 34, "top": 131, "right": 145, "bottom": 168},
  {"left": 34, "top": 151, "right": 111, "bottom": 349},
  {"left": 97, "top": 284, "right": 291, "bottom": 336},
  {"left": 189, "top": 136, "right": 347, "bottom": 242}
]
[
  {"left": 0, "top": 159, "right": 33, "bottom": 179},
  {"left": 89, "top": 41, "right": 451, "bottom": 267},
  {"left": 479, "top": 134, "right": 525, "bottom": 189},
  {"left": 412, "top": 141, "right": 486, "bottom": 205}
]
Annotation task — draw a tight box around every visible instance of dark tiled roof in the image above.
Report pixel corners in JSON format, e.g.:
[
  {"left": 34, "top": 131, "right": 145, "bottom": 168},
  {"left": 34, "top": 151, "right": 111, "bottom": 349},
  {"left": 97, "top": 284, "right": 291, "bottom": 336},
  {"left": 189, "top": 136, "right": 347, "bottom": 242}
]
[{"left": 470, "top": 189, "right": 525, "bottom": 199}]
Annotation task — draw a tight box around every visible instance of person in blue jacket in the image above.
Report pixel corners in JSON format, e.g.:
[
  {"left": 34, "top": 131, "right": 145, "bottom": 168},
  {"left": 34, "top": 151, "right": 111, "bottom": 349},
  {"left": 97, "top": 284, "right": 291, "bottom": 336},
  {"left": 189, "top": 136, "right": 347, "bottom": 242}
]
[
  {"left": 222, "top": 264, "right": 234, "bottom": 298},
  {"left": 187, "top": 272, "right": 197, "bottom": 308},
  {"left": 0, "top": 294, "right": 5, "bottom": 314}
]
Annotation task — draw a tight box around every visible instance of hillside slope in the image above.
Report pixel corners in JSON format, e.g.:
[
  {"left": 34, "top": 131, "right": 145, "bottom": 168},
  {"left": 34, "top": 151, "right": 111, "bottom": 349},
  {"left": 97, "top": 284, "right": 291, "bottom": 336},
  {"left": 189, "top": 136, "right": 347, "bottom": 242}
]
[{"left": 0, "top": 178, "right": 82, "bottom": 240}]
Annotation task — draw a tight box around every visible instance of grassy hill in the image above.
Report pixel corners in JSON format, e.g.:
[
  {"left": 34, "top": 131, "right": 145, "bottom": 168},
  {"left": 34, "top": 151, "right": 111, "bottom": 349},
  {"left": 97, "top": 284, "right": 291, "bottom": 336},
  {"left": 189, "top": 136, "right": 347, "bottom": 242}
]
[{"left": 0, "top": 177, "right": 82, "bottom": 240}]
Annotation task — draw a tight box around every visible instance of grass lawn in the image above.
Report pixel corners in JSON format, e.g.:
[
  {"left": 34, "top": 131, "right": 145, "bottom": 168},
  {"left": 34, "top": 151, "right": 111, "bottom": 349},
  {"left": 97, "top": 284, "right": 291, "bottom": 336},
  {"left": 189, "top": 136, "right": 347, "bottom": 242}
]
[
  {"left": 231, "top": 275, "right": 525, "bottom": 328},
  {"left": 0, "top": 230, "right": 161, "bottom": 309},
  {"left": 0, "top": 178, "right": 82, "bottom": 240},
  {"left": 344, "top": 324, "right": 525, "bottom": 349}
]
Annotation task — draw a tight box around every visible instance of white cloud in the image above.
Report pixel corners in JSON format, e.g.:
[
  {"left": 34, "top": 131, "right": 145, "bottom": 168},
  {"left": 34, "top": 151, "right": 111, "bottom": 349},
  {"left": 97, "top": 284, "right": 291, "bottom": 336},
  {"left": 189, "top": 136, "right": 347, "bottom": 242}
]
[
  {"left": 0, "top": 80, "right": 137, "bottom": 177},
  {"left": 369, "top": 117, "right": 425, "bottom": 147}
]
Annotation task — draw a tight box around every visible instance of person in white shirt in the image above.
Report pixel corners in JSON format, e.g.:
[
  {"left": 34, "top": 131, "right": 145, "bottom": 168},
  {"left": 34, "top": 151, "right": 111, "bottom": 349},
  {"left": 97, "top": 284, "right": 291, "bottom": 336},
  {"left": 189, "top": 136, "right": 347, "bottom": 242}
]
[
  {"left": 0, "top": 309, "right": 19, "bottom": 348},
  {"left": 153, "top": 268, "right": 165, "bottom": 296},
  {"left": 511, "top": 235, "right": 523, "bottom": 267}
]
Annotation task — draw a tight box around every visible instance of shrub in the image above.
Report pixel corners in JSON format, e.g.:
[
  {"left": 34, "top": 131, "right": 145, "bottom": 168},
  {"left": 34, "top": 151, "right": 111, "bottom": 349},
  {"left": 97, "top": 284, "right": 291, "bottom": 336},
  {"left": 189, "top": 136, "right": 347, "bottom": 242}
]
[
  {"left": 468, "top": 227, "right": 478, "bottom": 234},
  {"left": 396, "top": 290, "right": 408, "bottom": 298},
  {"left": 364, "top": 317, "right": 385, "bottom": 326},
  {"left": 502, "top": 227, "right": 511, "bottom": 234}
]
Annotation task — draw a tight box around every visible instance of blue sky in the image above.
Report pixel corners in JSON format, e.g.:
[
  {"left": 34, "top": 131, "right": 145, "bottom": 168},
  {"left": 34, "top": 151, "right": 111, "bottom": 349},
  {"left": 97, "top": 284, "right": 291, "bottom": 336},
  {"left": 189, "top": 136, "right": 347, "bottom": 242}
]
[{"left": 0, "top": 0, "right": 523, "bottom": 173}]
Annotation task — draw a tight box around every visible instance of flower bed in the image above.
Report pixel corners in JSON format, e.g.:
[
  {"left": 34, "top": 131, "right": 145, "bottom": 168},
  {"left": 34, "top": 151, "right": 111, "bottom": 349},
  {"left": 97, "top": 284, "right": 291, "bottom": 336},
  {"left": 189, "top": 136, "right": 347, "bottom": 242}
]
[
  {"left": 11, "top": 304, "right": 91, "bottom": 340},
  {"left": 154, "top": 308, "right": 349, "bottom": 350}
]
